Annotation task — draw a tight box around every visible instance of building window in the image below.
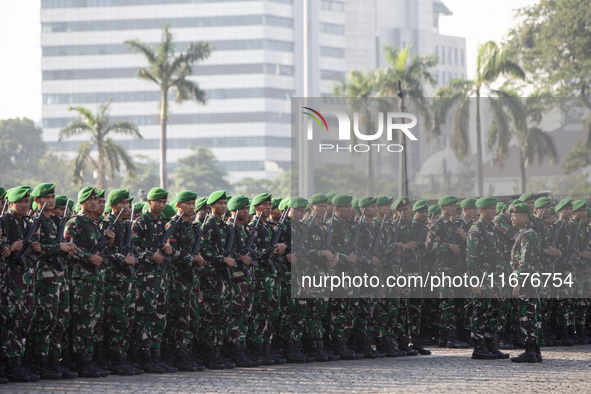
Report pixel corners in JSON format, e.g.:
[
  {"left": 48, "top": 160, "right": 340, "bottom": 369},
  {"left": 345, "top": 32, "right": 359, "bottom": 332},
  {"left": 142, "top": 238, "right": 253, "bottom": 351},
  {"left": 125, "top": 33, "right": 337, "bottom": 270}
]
[
  {"left": 319, "top": 22, "right": 345, "bottom": 35},
  {"left": 319, "top": 0, "right": 344, "bottom": 12},
  {"left": 320, "top": 46, "right": 345, "bottom": 58},
  {"left": 455, "top": 48, "right": 458, "bottom": 65},
  {"left": 461, "top": 49, "right": 465, "bottom": 65}
]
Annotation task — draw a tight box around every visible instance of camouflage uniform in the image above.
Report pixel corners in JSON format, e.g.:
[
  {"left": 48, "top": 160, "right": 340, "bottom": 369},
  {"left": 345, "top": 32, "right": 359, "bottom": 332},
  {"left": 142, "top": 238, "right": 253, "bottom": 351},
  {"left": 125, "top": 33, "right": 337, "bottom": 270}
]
[{"left": 553, "top": 219, "right": 573, "bottom": 333}]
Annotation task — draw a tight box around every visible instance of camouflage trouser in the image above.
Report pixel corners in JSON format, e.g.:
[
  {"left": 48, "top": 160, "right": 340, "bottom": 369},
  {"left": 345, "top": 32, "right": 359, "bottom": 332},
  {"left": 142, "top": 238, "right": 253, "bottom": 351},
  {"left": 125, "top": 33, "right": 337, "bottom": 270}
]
[
  {"left": 441, "top": 298, "right": 469, "bottom": 333},
  {"left": 304, "top": 297, "right": 328, "bottom": 340},
  {"left": 249, "top": 269, "right": 279, "bottom": 345},
  {"left": 276, "top": 270, "right": 291, "bottom": 342},
  {"left": 104, "top": 279, "right": 134, "bottom": 358},
  {"left": 279, "top": 297, "right": 308, "bottom": 343},
  {"left": 496, "top": 297, "right": 513, "bottom": 336},
  {"left": 1, "top": 266, "right": 36, "bottom": 358},
  {"left": 407, "top": 298, "right": 422, "bottom": 338},
  {"left": 420, "top": 298, "right": 439, "bottom": 338},
  {"left": 353, "top": 297, "right": 375, "bottom": 341},
  {"left": 189, "top": 287, "right": 199, "bottom": 350},
  {"left": 71, "top": 278, "right": 103, "bottom": 356},
  {"left": 573, "top": 299, "right": 589, "bottom": 326},
  {"left": 518, "top": 297, "right": 542, "bottom": 344},
  {"left": 345, "top": 298, "right": 359, "bottom": 339},
  {"left": 470, "top": 297, "right": 500, "bottom": 341},
  {"left": 325, "top": 298, "right": 352, "bottom": 339},
  {"left": 134, "top": 273, "right": 168, "bottom": 351},
  {"left": 199, "top": 269, "right": 230, "bottom": 347},
  {"left": 373, "top": 298, "right": 399, "bottom": 338},
  {"left": 33, "top": 278, "right": 70, "bottom": 358},
  {"left": 554, "top": 298, "right": 573, "bottom": 327},
  {"left": 163, "top": 281, "right": 195, "bottom": 352},
  {"left": 227, "top": 275, "right": 253, "bottom": 345}
]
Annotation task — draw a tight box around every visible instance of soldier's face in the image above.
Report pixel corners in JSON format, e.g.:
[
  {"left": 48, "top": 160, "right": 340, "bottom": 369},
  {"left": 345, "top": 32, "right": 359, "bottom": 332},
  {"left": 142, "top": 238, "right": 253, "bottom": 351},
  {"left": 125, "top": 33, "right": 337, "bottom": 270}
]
[
  {"left": 12, "top": 197, "right": 31, "bottom": 216},
  {"left": 149, "top": 198, "right": 167, "bottom": 214},
  {"left": 291, "top": 208, "right": 306, "bottom": 221},
  {"left": 414, "top": 209, "right": 428, "bottom": 223},
  {"left": 82, "top": 195, "right": 98, "bottom": 214},
  {"left": 311, "top": 203, "right": 326, "bottom": 219},
  {"left": 525, "top": 200, "right": 535, "bottom": 211},
  {"left": 53, "top": 205, "right": 66, "bottom": 217},
  {"left": 463, "top": 207, "right": 477, "bottom": 220},
  {"left": 237, "top": 206, "right": 250, "bottom": 222},
  {"left": 326, "top": 204, "right": 334, "bottom": 216},
  {"left": 535, "top": 207, "right": 548, "bottom": 219},
  {"left": 271, "top": 207, "right": 282, "bottom": 221},
  {"left": 559, "top": 206, "right": 573, "bottom": 220},
  {"left": 97, "top": 197, "right": 106, "bottom": 214},
  {"left": 211, "top": 199, "right": 227, "bottom": 216},
  {"left": 256, "top": 201, "right": 272, "bottom": 218},
  {"left": 573, "top": 209, "right": 587, "bottom": 221},
  {"left": 35, "top": 193, "right": 56, "bottom": 211},
  {"left": 511, "top": 212, "right": 529, "bottom": 228},
  {"left": 480, "top": 206, "right": 496, "bottom": 222},
  {"left": 112, "top": 199, "right": 131, "bottom": 220},
  {"left": 441, "top": 204, "right": 456, "bottom": 217},
  {"left": 397, "top": 205, "right": 411, "bottom": 222},
  {"left": 335, "top": 205, "right": 352, "bottom": 221},
  {"left": 377, "top": 205, "right": 389, "bottom": 216},
  {"left": 178, "top": 200, "right": 196, "bottom": 217},
  {"left": 365, "top": 203, "right": 378, "bottom": 218}
]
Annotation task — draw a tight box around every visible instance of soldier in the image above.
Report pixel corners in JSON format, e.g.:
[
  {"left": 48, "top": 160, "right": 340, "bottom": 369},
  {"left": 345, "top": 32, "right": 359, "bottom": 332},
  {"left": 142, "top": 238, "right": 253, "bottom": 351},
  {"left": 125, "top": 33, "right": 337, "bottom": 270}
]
[
  {"left": 131, "top": 187, "right": 175, "bottom": 373},
  {"left": 466, "top": 197, "right": 509, "bottom": 360},
  {"left": 426, "top": 195, "right": 470, "bottom": 349},
  {"left": 30, "top": 183, "right": 78, "bottom": 380},
  {"left": 509, "top": 203, "right": 543, "bottom": 363},
  {"left": 163, "top": 190, "right": 206, "bottom": 371},
  {"left": 569, "top": 200, "right": 591, "bottom": 344},
  {"left": 64, "top": 186, "right": 112, "bottom": 378},
  {"left": 427, "top": 204, "right": 441, "bottom": 225},
  {"left": 102, "top": 189, "right": 142, "bottom": 375},
  {"left": 1, "top": 186, "right": 41, "bottom": 382},
  {"left": 554, "top": 198, "right": 575, "bottom": 346}
]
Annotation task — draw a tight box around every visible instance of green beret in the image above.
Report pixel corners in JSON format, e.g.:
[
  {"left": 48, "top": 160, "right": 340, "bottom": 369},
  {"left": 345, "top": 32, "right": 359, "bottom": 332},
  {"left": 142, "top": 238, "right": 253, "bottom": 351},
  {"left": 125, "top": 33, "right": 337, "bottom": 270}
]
[
  {"left": 460, "top": 197, "right": 477, "bottom": 209},
  {"left": 74, "top": 202, "right": 82, "bottom": 213},
  {"left": 96, "top": 189, "right": 105, "bottom": 198},
  {"left": 8, "top": 185, "right": 32, "bottom": 203},
  {"left": 475, "top": 196, "right": 498, "bottom": 209},
  {"left": 534, "top": 197, "right": 551, "bottom": 209},
  {"left": 332, "top": 194, "right": 352, "bottom": 207},
  {"left": 252, "top": 193, "right": 272, "bottom": 206},
  {"left": 358, "top": 196, "right": 377, "bottom": 209},
  {"left": 133, "top": 202, "right": 146, "bottom": 213},
  {"left": 142, "top": 202, "right": 150, "bottom": 214},
  {"left": 305, "top": 203, "right": 310, "bottom": 211},
  {"left": 0, "top": 187, "right": 6, "bottom": 199},
  {"left": 392, "top": 196, "right": 410, "bottom": 211},
  {"left": 549, "top": 207, "right": 556, "bottom": 215},
  {"left": 249, "top": 203, "right": 256, "bottom": 215},
  {"left": 438, "top": 195, "right": 458, "bottom": 206},
  {"left": 512, "top": 199, "right": 524, "bottom": 206},
  {"left": 271, "top": 197, "right": 282, "bottom": 209},
  {"left": 55, "top": 195, "right": 68, "bottom": 208},
  {"left": 279, "top": 198, "right": 291, "bottom": 211},
  {"left": 556, "top": 198, "right": 573, "bottom": 212},
  {"left": 129, "top": 197, "right": 134, "bottom": 203},
  {"left": 207, "top": 190, "right": 227, "bottom": 205},
  {"left": 174, "top": 190, "right": 198, "bottom": 204},
  {"left": 161, "top": 203, "right": 176, "bottom": 220},
  {"left": 32, "top": 201, "right": 39, "bottom": 211},
  {"left": 290, "top": 197, "right": 308, "bottom": 209},
  {"left": 228, "top": 195, "right": 249, "bottom": 211},
  {"left": 77, "top": 186, "right": 97, "bottom": 204},
  {"left": 496, "top": 202, "right": 507, "bottom": 214},
  {"left": 377, "top": 195, "right": 394, "bottom": 206},
  {"left": 412, "top": 200, "right": 429, "bottom": 212},
  {"left": 147, "top": 187, "right": 168, "bottom": 201},
  {"left": 31, "top": 183, "right": 56, "bottom": 198},
  {"left": 108, "top": 189, "right": 130, "bottom": 206},
  {"left": 519, "top": 192, "right": 534, "bottom": 202},
  {"left": 573, "top": 200, "right": 587, "bottom": 212},
  {"left": 309, "top": 193, "right": 327, "bottom": 205},
  {"left": 104, "top": 204, "right": 112, "bottom": 214},
  {"left": 352, "top": 198, "right": 361, "bottom": 214},
  {"left": 325, "top": 193, "right": 337, "bottom": 203},
  {"left": 195, "top": 196, "right": 208, "bottom": 211},
  {"left": 428, "top": 204, "right": 441, "bottom": 216},
  {"left": 511, "top": 203, "right": 530, "bottom": 214}
]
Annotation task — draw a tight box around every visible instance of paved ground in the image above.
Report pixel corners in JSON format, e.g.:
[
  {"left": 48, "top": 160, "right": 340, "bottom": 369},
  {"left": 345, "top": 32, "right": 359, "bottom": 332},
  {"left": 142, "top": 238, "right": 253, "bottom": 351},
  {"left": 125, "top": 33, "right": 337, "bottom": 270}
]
[{"left": 4, "top": 346, "right": 591, "bottom": 393}]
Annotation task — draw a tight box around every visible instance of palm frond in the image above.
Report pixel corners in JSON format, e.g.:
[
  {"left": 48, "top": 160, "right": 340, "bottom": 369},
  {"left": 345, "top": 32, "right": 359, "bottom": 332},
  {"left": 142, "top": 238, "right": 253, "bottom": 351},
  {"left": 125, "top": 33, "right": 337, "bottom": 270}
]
[
  {"left": 103, "top": 121, "right": 143, "bottom": 139},
  {"left": 59, "top": 120, "right": 93, "bottom": 141},
  {"left": 124, "top": 39, "right": 157, "bottom": 64},
  {"left": 72, "top": 141, "right": 95, "bottom": 186}
]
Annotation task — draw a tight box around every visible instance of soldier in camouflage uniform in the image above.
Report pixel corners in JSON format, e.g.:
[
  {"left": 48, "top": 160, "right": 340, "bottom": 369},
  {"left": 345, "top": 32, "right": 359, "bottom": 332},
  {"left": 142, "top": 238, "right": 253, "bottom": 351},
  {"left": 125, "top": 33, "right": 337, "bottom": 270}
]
[
  {"left": 162, "top": 190, "right": 205, "bottom": 371},
  {"left": 64, "top": 186, "right": 111, "bottom": 378},
  {"left": 131, "top": 187, "right": 175, "bottom": 374},
  {"left": 509, "top": 203, "right": 543, "bottom": 363},
  {"left": 569, "top": 200, "right": 591, "bottom": 344},
  {"left": 101, "top": 189, "right": 142, "bottom": 375},
  {"left": 466, "top": 197, "right": 509, "bottom": 360},
  {"left": 1, "top": 186, "right": 42, "bottom": 382},
  {"left": 426, "top": 195, "right": 470, "bottom": 349},
  {"left": 30, "top": 184, "right": 78, "bottom": 379}
]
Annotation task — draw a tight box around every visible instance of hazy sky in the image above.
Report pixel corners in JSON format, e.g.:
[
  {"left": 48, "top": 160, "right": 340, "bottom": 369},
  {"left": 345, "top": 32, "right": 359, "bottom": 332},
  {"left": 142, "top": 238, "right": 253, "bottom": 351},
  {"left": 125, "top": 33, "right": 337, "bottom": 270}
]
[{"left": 0, "top": 0, "right": 538, "bottom": 122}]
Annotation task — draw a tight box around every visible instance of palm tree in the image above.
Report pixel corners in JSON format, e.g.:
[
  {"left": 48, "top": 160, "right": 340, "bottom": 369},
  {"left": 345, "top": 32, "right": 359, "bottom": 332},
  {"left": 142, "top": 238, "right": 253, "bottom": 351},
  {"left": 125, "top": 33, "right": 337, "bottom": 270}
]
[
  {"left": 125, "top": 25, "right": 212, "bottom": 189},
  {"left": 434, "top": 41, "right": 525, "bottom": 195},
  {"left": 59, "top": 101, "right": 142, "bottom": 189}
]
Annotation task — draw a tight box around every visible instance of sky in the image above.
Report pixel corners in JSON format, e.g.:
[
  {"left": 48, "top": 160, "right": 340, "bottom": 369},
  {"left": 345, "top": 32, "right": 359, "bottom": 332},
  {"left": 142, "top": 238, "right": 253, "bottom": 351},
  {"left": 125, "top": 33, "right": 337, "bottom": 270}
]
[{"left": 0, "top": 0, "right": 538, "bottom": 123}]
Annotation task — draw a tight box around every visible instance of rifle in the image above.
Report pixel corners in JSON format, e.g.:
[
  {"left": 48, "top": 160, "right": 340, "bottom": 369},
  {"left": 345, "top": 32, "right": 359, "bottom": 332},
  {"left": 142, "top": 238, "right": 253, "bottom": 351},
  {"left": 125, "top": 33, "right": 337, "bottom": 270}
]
[
  {"left": 14, "top": 203, "right": 47, "bottom": 271},
  {"left": 0, "top": 200, "right": 9, "bottom": 264},
  {"left": 186, "top": 213, "right": 209, "bottom": 284},
  {"left": 345, "top": 208, "right": 366, "bottom": 255},
  {"left": 89, "top": 209, "right": 124, "bottom": 274},
  {"left": 120, "top": 205, "right": 136, "bottom": 276},
  {"left": 54, "top": 199, "right": 70, "bottom": 271},
  {"left": 563, "top": 219, "right": 583, "bottom": 270},
  {"left": 222, "top": 214, "right": 239, "bottom": 280},
  {"left": 268, "top": 208, "right": 290, "bottom": 247},
  {"left": 289, "top": 211, "right": 318, "bottom": 270},
  {"left": 151, "top": 212, "right": 185, "bottom": 272},
  {"left": 239, "top": 214, "right": 264, "bottom": 270},
  {"left": 366, "top": 215, "right": 387, "bottom": 261}
]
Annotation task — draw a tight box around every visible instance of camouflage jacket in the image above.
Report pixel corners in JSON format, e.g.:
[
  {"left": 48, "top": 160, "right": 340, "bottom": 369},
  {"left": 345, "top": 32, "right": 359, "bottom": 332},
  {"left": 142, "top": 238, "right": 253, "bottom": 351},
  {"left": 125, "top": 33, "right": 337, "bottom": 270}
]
[
  {"left": 200, "top": 215, "right": 235, "bottom": 280},
  {"left": 493, "top": 213, "right": 517, "bottom": 268},
  {"left": 167, "top": 215, "right": 198, "bottom": 286},
  {"left": 101, "top": 215, "right": 135, "bottom": 282},
  {"left": 552, "top": 219, "right": 572, "bottom": 272},
  {"left": 511, "top": 227, "right": 540, "bottom": 274},
  {"left": 396, "top": 218, "right": 425, "bottom": 272},
  {"left": 36, "top": 214, "right": 66, "bottom": 280},
  {"left": 426, "top": 216, "right": 463, "bottom": 271},
  {"left": 330, "top": 215, "right": 356, "bottom": 275},
  {"left": 247, "top": 216, "right": 276, "bottom": 274},
  {"left": 64, "top": 214, "right": 103, "bottom": 281},
  {"left": 131, "top": 212, "right": 168, "bottom": 276},
  {"left": 1, "top": 212, "right": 40, "bottom": 274},
  {"left": 466, "top": 217, "right": 502, "bottom": 276}
]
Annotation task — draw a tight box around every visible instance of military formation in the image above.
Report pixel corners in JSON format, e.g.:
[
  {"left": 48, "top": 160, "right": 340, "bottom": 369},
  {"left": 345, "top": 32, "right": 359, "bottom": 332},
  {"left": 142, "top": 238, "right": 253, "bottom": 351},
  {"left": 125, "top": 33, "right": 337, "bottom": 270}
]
[{"left": 1, "top": 183, "right": 591, "bottom": 384}]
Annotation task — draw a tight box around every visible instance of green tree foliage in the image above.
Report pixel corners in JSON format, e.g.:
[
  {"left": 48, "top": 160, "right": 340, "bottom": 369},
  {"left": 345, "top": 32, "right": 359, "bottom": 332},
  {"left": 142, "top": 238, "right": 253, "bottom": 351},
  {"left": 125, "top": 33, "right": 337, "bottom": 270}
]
[
  {"left": 173, "top": 146, "right": 230, "bottom": 195},
  {"left": 125, "top": 25, "right": 212, "bottom": 189},
  {"left": 0, "top": 118, "right": 46, "bottom": 185}
]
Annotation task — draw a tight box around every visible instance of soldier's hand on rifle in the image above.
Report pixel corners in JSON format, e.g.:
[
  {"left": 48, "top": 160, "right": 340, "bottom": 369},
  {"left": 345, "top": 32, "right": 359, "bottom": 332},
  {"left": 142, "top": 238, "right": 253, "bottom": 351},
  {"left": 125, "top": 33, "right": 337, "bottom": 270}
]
[
  {"left": 194, "top": 254, "right": 206, "bottom": 267},
  {"left": 223, "top": 256, "right": 235, "bottom": 268},
  {"left": 274, "top": 242, "right": 287, "bottom": 255},
  {"left": 162, "top": 244, "right": 172, "bottom": 255},
  {"left": 31, "top": 241, "right": 41, "bottom": 253},
  {"left": 405, "top": 241, "right": 419, "bottom": 250},
  {"left": 60, "top": 242, "right": 77, "bottom": 255},
  {"left": 471, "top": 285, "right": 481, "bottom": 296},
  {"left": 579, "top": 250, "right": 591, "bottom": 259},
  {"left": 239, "top": 253, "right": 252, "bottom": 267},
  {"left": 346, "top": 253, "right": 357, "bottom": 264},
  {"left": 1, "top": 246, "right": 10, "bottom": 258},
  {"left": 89, "top": 253, "right": 103, "bottom": 267},
  {"left": 151, "top": 250, "right": 165, "bottom": 264},
  {"left": 449, "top": 243, "right": 461, "bottom": 255},
  {"left": 371, "top": 256, "right": 381, "bottom": 267},
  {"left": 329, "top": 255, "right": 339, "bottom": 268},
  {"left": 124, "top": 255, "right": 136, "bottom": 266},
  {"left": 321, "top": 250, "right": 334, "bottom": 261},
  {"left": 9, "top": 240, "right": 23, "bottom": 252},
  {"left": 455, "top": 227, "right": 467, "bottom": 241},
  {"left": 104, "top": 229, "right": 115, "bottom": 247},
  {"left": 546, "top": 246, "right": 561, "bottom": 257}
]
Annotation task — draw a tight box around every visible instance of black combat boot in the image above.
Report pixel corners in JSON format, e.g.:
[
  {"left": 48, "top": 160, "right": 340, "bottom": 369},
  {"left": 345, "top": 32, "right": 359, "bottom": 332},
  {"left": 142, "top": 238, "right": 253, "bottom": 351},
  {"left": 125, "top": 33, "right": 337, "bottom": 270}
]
[
  {"left": 398, "top": 336, "right": 419, "bottom": 356},
  {"left": 331, "top": 338, "right": 358, "bottom": 360},
  {"left": 87, "top": 353, "right": 109, "bottom": 377},
  {"left": 511, "top": 341, "right": 537, "bottom": 363},
  {"left": 471, "top": 340, "right": 496, "bottom": 360},
  {"left": 139, "top": 350, "right": 165, "bottom": 374},
  {"left": 75, "top": 353, "right": 102, "bottom": 378},
  {"left": 265, "top": 342, "right": 286, "bottom": 364},
  {"left": 511, "top": 329, "right": 526, "bottom": 348},
  {"left": 437, "top": 327, "right": 448, "bottom": 347},
  {"left": 94, "top": 341, "right": 111, "bottom": 371},
  {"left": 283, "top": 341, "right": 308, "bottom": 363},
  {"left": 535, "top": 344, "right": 543, "bottom": 362},
  {"left": 498, "top": 332, "right": 515, "bottom": 349},
  {"left": 230, "top": 344, "right": 256, "bottom": 368},
  {"left": 204, "top": 346, "right": 226, "bottom": 370},
  {"left": 176, "top": 349, "right": 204, "bottom": 371},
  {"left": 446, "top": 330, "right": 471, "bottom": 348},
  {"left": 49, "top": 356, "right": 78, "bottom": 379},
  {"left": 34, "top": 355, "right": 62, "bottom": 380},
  {"left": 121, "top": 357, "right": 144, "bottom": 375},
  {"left": 152, "top": 349, "right": 177, "bottom": 373},
  {"left": 576, "top": 325, "right": 591, "bottom": 344},
  {"left": 558, "top": 326, "right": 574, "bottom": 346},
  {"left": 411, "top": 341, "right": 432, "bottom": 356},
  {"left": 109, "top": 354, "right": 136, "bottom": 376},
  {"left": 303, "top": 338, "right": 328, "bottom": 362},
  {"left": 6, "top": 356, "right": 39, "bottom": 382},
  {"left": 355, "top": 333, "right": 384, "bottom": 359},
  {"left": 251, "top": 343, "right": 274, "bottom": 365},
  {"left": 317, "top": 339, "right": 339, "bottom": 361},
  {"left": 485, "top": 338, "right": 509, "bottom": 359},
  {"left": 376, "top": 337, "right": 398, "bottom": 358}
]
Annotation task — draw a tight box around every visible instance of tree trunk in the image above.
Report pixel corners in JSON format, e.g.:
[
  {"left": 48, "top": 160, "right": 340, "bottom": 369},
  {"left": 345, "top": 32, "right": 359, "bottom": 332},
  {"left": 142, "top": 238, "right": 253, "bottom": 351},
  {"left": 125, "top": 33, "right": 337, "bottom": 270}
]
[
  {"left": 160, "top": 88, "right": 169, "bottom": 189},
  {"left": 97, "top": 138, "right": 106, "bottom": 190},
  {"left": 519, "top": 149, "right": 526, "bottom": 194},
  {"left": 475, "top": 89, "right": 483, "bottom": 196}
]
